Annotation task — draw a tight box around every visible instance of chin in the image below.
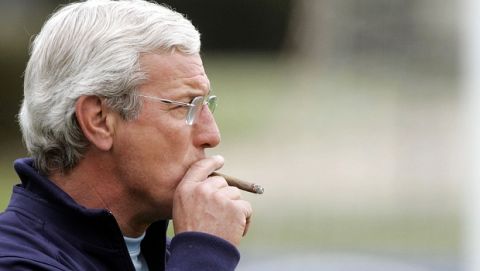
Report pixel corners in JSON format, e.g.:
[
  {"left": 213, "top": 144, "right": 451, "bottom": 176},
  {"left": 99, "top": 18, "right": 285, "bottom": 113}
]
[{"left": 148, "top": 200, "right": 173, "bottom": 221}]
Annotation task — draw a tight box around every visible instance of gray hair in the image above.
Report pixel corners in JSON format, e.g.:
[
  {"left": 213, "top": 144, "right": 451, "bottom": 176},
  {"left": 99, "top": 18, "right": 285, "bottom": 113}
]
[{"left": 19, "top": 0, "right": 201, "bottom": 175}]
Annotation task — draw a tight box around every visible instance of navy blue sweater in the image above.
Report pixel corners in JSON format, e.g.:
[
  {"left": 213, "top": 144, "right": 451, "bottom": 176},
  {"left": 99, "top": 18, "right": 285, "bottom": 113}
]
[{"left": 0, "top": 158, "right": 240, "bottom": 270}]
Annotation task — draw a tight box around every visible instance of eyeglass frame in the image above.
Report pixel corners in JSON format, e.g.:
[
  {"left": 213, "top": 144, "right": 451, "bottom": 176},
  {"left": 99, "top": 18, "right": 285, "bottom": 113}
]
[{"left": 137, "top": 94, "right": 218, "bottom": 125}]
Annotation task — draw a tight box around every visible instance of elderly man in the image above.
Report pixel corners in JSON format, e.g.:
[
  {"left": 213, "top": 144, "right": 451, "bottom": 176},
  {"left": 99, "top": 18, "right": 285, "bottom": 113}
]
[{"left": 0, "top": 0, "right": 253, "bottom": 270}]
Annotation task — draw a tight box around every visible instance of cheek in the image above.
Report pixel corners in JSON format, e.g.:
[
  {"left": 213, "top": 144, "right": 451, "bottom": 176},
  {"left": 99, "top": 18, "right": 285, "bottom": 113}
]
[
  {"left": 114, "top": 118, "right": 193, "bottom": 177},
  {"left": 131, "top": 128, "right": 190, "bottom": 164},
  {"left": 112, "top": 121, "right": 194, "bottom": 209}
]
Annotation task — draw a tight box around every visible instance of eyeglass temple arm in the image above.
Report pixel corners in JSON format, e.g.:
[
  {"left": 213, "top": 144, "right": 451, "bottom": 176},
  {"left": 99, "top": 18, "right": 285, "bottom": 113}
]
[{"left": 137, "top": 95, "right": 194, "bottom": 107}]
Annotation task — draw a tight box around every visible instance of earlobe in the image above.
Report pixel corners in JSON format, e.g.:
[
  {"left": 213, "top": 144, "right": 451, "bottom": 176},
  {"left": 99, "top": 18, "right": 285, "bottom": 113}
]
[{"left": 75, "top": 96, "right": 115, "bottom": 151}]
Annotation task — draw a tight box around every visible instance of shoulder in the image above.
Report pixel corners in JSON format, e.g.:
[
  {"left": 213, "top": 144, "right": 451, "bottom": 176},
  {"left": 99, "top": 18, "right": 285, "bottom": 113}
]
[
  {"left": 0, "top": 211, "right": 66, "bottom": 271},
  {"left": 0, "top": 256, "right": 65, "bottom": 271}
]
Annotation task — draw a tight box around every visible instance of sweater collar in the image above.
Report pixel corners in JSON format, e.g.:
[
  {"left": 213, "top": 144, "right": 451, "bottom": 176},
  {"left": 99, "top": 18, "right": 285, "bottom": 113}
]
[
  {"left": 11, "top": 158, "right": 125, "bottom": 247},
  {"left": 13, "top": 158, "right": 101, "bottom": 216},
  {"left": 10, "top": 158, "right": 168, "bottom": 257}
]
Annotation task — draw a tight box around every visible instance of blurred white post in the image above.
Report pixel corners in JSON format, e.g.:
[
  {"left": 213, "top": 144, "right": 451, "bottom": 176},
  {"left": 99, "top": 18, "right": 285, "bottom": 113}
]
[{"left": 463, "top": 0, "right": 480, "bottom": 270}]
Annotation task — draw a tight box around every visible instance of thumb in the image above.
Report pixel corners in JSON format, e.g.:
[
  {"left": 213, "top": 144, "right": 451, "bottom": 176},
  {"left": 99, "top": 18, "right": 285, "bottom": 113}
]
[{"left": 180, "top": 155, "right": 225, "bottom": 185}]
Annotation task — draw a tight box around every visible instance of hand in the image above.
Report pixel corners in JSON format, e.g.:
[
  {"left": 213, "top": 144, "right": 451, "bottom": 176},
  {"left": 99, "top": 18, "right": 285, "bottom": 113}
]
[{"left": 172, "top": 155, "right": 253, "bottom": 246}]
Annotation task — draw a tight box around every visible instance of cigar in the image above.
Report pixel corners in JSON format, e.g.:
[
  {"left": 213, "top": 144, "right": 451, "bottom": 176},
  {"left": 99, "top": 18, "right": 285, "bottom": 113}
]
[{"left": 210, "top": 172, "right": 264, "bottom": 194}]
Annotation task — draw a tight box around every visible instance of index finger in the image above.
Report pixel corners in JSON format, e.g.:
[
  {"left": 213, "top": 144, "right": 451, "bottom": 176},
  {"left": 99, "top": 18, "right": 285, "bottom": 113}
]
[{"left": 181, "top": 155, "right": 225, "bottom": 184}]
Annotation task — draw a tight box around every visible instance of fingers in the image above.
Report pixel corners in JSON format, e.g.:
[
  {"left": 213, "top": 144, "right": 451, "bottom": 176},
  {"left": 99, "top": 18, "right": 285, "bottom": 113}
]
[
  {"left": 173, "top": 155, "right": 254, "bottom": 246},
  {"left": 194, "top": 177, "right": 243, "bottom": 201},
  {"left": 244, "top": 216, "right": 251, "bottom": 237},
  {"left": 206, "top": 176, "right": 229, "bottom": 189},
  {"left": 181, "top": 155, "right": 224, "bottom": 183},
  {"left": 234, "top": 200, "right": 252, "bottom": 236},
  {"left": 216, "top": 186, "right": 242, "bottom": 200}
]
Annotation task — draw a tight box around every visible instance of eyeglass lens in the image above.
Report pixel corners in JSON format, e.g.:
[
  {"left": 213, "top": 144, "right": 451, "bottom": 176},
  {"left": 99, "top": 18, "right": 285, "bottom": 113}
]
[{"left": 186, "top": 96, "right": 217, "bottom": 125}]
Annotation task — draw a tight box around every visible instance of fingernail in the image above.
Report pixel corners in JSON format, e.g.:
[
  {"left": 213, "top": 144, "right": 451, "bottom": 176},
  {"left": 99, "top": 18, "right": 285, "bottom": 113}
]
[{"left": 213, "top": 155, "right": 224, "bottom": 162}]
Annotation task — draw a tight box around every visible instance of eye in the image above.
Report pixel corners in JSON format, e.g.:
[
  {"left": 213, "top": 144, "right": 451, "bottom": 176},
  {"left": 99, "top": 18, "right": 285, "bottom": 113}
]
[
  {"left": 168, "top": 104, "right": 187, "bottom": 111},
  {"left": 167, "top": 105, "right": 189, "bottom": 120}
]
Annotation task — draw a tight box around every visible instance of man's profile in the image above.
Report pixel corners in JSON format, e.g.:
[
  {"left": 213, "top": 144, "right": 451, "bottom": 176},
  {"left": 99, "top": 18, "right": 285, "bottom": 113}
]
[{"left": 0, "top": 1, "right": 253, "bottom": 270}]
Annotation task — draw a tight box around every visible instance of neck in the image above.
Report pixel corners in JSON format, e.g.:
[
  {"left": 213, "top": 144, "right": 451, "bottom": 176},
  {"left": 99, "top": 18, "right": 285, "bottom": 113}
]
[{"left": 49, "top": 151, "right": 150, "bottom": 238}]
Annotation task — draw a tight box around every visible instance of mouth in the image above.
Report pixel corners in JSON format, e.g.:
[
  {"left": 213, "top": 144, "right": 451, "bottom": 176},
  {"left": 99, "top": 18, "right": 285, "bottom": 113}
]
[
  {"left": 191, "top": 150, "right": 207, "bottom": 163},
  {"left": 181, "top": 153, "right": 206, "bottom": 172}
]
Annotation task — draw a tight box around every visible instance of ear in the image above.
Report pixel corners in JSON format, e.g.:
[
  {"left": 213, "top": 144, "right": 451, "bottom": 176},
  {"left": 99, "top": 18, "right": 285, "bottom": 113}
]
[{"left": 75, "top": 96, "right": 116, "bottom": 151}]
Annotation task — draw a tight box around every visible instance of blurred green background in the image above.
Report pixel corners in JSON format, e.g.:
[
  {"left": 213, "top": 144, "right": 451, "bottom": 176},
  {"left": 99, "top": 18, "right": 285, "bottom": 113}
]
[{"left": 0, "top": 0, "right": 462, "bottom": 270}]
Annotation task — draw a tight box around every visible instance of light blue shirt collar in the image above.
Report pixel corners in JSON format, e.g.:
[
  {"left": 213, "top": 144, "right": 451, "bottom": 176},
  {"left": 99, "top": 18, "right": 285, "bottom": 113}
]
[{"left": 124, "top": 232, "right": 149, "bottom": 271}]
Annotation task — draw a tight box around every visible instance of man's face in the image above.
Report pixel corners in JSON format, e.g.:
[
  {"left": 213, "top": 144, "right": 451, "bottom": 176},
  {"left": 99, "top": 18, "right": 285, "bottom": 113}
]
[{"left": 111, "top": 52, "right": 220, "bottom": 219}]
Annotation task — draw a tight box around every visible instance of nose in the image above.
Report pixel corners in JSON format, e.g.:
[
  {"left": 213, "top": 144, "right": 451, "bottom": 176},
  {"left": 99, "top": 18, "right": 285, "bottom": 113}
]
[{"left": 192, "top": 105, "right": 221, "bottom": 148}]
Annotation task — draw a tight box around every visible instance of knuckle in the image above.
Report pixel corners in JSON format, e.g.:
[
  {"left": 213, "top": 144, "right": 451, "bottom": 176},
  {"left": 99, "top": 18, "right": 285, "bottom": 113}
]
[
  {"left": 194, "top": 182, "right": 211, "bottom": 195},
  {"left": 216, "top": 177, "right": 229, "bottom": 187},
  {"left": 230, "top": 186, "right": 241, "bottom": 195},
  {"left": 212, "top": 189, "right": 228, "bottom": 203},
  {"left": 240, "top": 201, "right": 253, "bottom": 215},
  {"left": 208, "top": 175, "right": 225, "bottom": 184},
  {"left": 227, "top": 187, "right": 242, "bottom": 199}
]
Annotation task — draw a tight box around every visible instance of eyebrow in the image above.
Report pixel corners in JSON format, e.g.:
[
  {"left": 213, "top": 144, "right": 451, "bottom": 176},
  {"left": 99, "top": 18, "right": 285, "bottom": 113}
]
[
  {"left": 181, "top": 84, "right": 211, "bottom": 96},
  {"left": 183, "top": 78, "right": 210, "bottom": 94},
  {"left": 168, "top": 89, "right": 211, "bottom": 102}
]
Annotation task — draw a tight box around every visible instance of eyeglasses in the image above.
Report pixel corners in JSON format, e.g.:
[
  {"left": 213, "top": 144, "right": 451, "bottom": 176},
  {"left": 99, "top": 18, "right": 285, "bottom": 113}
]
[{"left": 137, "top": 94, "right": 217, "bottom": 125}]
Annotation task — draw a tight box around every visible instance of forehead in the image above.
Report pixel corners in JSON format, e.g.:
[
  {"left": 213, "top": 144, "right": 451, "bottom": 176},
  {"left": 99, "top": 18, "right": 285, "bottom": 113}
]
[{"left": 139, "top": 52, "right": 210, "bottom": 94}]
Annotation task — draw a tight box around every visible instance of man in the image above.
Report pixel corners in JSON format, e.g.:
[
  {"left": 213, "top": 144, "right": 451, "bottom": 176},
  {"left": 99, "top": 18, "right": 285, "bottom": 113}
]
[{"left": 0, "top": 0, "right": 253, "bottom": 270}]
